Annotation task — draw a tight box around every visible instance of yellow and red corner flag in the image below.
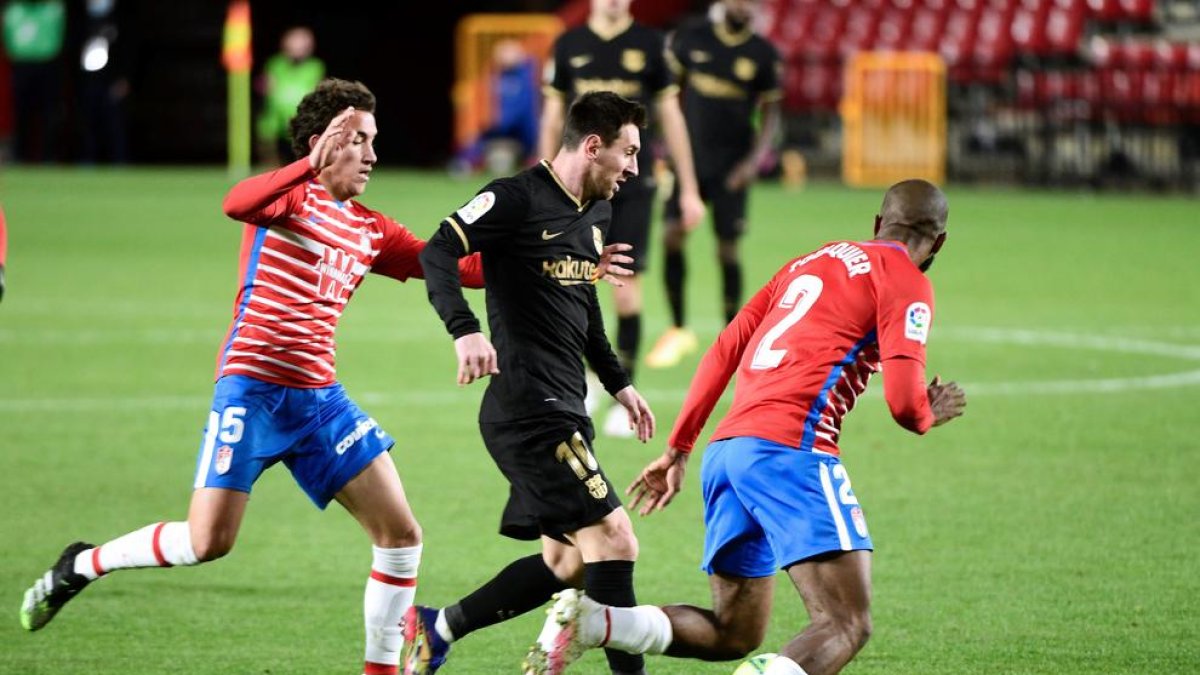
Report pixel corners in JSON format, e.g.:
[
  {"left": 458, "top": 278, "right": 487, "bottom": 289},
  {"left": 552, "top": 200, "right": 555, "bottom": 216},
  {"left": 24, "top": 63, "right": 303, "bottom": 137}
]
[
  {"left": 222, "top": 0, "right": 252, "bottom": 73},
  {"left": 223, "top": 0, "right": 252, "bottom": 177}
]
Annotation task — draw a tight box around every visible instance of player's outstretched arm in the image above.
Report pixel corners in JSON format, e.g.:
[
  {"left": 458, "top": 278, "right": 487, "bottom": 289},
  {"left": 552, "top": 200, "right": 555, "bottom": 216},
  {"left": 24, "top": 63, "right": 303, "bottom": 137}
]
[
  {"left": 627, "top": 448, "right": 688, "bottom": 516},
  {"left": 928, "top": 375, "right": 967, "bottom": 426}
]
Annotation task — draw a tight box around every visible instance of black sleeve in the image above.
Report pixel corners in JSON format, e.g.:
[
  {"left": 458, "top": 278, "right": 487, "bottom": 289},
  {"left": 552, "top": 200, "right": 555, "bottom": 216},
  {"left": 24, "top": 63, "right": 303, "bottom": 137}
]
[
  {"left": 420, "top": 181, "right": 528, "bottom": 339},
  {"left": 548, "top": 31, "right": 573, "bottom": 95},
  {"left": 584, "top": 285, "right": 631, "bottom": 395},
  {"left": 644, "top": 29, "right": 673, "bottom": 95}
]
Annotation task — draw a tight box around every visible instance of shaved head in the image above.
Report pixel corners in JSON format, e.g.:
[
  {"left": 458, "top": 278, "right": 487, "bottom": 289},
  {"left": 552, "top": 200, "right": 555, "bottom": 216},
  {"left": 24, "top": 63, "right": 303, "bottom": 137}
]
[{"left": 879, "top": 179, "right": 948, "bottom": 235}]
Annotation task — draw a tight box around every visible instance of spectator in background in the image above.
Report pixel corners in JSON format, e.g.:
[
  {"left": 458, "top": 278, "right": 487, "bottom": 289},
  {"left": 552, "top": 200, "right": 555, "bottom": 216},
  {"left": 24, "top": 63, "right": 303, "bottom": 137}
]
[
  {"left": 450, "top": 38, "right": 540, "bottom": 176},
  {"left": 78, "top": 0, "right": 131, "bottom": 164},
  {"left": 257, "top": 25, "right": 324, "bottom": 165},
  {"left": 2, "top": 0, "right": 66, "bottom": 163}
]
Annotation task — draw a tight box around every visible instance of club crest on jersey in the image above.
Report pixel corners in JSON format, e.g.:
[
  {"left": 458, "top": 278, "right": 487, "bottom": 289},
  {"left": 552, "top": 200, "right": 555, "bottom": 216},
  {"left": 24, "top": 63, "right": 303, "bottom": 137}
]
[
  {"left": 734, "top": 57, "right": 757, "bottom": 81},
  {"left": 317, "top": 247, "right": 356, "bottom": 301},
  {"left": 622, "top": 49, "right": 645, "bottom": 73},
  {"left": 905, "top": 302, "right": 932, "bottom": 344},
  {"left": 457, "top": 191, "right": 495, "bottom": 224},
  {"left": 215, "top": 445, "right": 233, "bottom": 475},
  {"left": 592, "top": 226, "right": 604, "bottom": 255}
]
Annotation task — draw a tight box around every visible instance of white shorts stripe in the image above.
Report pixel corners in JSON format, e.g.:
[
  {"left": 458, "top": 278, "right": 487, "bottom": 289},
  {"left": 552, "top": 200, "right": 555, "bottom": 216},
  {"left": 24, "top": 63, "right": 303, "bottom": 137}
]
[
  {"left": 819, "top": 462, "right": 852, "bottom": 550},
  {"left": 193, "top": 411, "right": 220, "bottom": 489}
]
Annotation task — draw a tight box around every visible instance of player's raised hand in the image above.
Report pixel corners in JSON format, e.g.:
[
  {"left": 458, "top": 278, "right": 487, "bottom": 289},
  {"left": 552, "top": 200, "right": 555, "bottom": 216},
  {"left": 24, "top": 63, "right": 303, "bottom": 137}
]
[
  {"left": 678, "top": 188, "right": 706, "bottom": 233},
  {"left": 928, "top": 376, "right": 967, "bottom": 426},
  {"left": 595, "top": 242, "right": 634, "bottom": 287},
  {"left": 626, "top": 448, "right": 688, "bottom": 516},
  {"left": 453, "top": 331, "right": 499, "bottom": 386},
  {"left": 614, "top": 385, "right": 655, "bottom": 442},
  {"left": 309, "top": 107, "right": 356, "bottom": 173}
]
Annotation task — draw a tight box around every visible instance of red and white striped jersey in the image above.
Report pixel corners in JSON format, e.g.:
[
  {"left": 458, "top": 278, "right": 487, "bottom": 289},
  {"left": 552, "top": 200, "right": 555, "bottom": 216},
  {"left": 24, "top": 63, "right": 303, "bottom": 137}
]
[
  {"left": 217, "top": 159, "right": 482, "bottom": 388},
  {"left": 668, "top": 240, "right": 935, "bottom": 456}
]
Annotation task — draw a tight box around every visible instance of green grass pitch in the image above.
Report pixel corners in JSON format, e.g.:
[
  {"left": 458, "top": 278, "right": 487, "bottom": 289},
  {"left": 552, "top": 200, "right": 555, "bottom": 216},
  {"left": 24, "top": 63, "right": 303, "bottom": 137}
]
[{"left": 1, "top": 167, "right": 1197, "bottom": 673}]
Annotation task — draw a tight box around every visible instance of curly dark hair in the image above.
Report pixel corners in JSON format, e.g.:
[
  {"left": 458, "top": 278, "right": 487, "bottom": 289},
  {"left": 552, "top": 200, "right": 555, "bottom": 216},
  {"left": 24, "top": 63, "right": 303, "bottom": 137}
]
[{"left": 289, "top": 78, "right": 377, "bottom": 159}]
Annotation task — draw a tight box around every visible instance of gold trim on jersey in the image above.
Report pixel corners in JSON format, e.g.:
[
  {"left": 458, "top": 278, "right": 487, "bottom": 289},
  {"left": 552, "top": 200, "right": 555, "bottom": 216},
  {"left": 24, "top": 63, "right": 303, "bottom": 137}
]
[
  {"left": 543, "top": 84, "right": 569, "bottom": 99},
  {"left": 654, "top": 83, "right": 681, "bottom": 100},
  {"left": 444, "top": 216, "right": 470, "bottom": 253},
  {"left": 541, "top": 159, "right": 588, "bottom": 212},
  {"left": 687, "top": 71, "right": 748, "bottom": 99},
  {"left": 760, "top": 88, "right": 784, "bottom": 103},
  {"left": 713, "top": 20, "right": 753, "bottom": 47},
  {"left": 574, "top": 78, "right": 642, "bottom": 99},
  {"left": 587, "top": 16, "right": 634, "bottom": 42},
  {"left": 666, "top": 49, "right": 684, "bottom": 76}
]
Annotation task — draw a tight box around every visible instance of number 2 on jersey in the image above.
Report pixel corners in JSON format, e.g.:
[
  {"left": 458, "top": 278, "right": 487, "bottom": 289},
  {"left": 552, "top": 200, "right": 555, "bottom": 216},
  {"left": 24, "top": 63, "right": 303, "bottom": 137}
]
[{"left": 750, "top": 274, "right": 824, "bottom": 370}]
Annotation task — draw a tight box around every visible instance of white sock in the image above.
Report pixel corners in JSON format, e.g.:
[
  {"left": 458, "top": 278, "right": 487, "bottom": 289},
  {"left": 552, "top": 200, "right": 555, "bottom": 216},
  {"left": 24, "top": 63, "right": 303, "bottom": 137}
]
[
  {"left": 435, "top": 609, "right": 456, "bottom": 643},
  {"left": 363, "top": 544, "right": 421, "bottom": 669},
  {"left": 599, "top": 604, "right": 673, "bottom": 655},
  {"left": 764, "top": 655, "right": 810, "bottom": 675},
  {"left": 74, "top": 522, "right": 198, "bottom": 580}
]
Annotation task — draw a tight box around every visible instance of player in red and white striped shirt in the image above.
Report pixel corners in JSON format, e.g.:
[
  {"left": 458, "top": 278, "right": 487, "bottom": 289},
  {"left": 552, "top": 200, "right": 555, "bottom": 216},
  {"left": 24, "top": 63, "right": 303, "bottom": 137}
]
[{"left": 19, "top": 80, "right": 484, "bottom": 675}]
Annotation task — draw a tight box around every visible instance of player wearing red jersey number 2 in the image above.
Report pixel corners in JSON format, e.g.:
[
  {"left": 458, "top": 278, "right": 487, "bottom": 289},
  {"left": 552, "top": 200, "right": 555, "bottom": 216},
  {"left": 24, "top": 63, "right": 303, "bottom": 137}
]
[{"left": 528, "top": 179, "right": 966, "bottom": 675}]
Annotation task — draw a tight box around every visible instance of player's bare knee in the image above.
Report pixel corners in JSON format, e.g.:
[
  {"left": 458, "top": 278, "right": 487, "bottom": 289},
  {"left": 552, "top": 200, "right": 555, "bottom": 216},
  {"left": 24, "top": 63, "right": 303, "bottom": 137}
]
[
  {"left": 375, "top": 521, "right": 422, "bottom": 549},
  {"left": 598, "top": 511, "right": 639, "bottom": 559},
  {"left": 543, "top": 547, "right": 584, "bottom": 585},
  {"left": 191, "top": 533, "right": 234, "bottom": 562},
  {"left": 717, "top": 624, "right": 764, "bottom": 660}
]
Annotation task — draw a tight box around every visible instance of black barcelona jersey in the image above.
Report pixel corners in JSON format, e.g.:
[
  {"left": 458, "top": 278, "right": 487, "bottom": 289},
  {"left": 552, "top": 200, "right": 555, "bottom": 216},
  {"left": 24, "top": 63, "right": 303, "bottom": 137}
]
[
  {"left": 547, "top": 19, "right": 675, "bottom": 185},
  {"left": 421, "top": 161, "right": 630, "bottom": 423},
  {"left": 668, "top": 17, "right": 782, "bottom": 172}
]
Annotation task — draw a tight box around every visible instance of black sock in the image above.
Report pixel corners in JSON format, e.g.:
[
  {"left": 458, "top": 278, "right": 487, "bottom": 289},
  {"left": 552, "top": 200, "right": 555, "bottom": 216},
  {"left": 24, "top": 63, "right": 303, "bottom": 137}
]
[
  {"left": 444, "top": 554, "right": 567, "bottom": 640},
  {"left": 721, "top": 259, "right": 742, "bottom": 324},
  {"left": 665, "top": 249, "right": 686, "bottom": 328},
  {"left": 585, "top": 560, "right": 645, "bottom": 675},
  {"left": 616, "top": 314, "right": 641, "bottom": 382}
]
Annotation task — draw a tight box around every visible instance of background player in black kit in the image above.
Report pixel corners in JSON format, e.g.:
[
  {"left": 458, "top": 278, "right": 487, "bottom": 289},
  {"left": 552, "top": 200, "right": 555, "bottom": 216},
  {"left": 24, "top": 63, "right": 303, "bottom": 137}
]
[
  {"left": 540, "top": 0, "right": 705, "bottom": 437},
  {"left": 406, "top": 92, "right": 657, "bottom": 675},
  {"left": 645, "top": 0, "right": 784, "bottom": 370}
]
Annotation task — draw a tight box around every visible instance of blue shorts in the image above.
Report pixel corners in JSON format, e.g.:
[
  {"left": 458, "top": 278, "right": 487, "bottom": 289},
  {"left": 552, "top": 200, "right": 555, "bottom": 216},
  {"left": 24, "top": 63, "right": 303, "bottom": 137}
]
[
  {"left": 700, "top": 436, "right": 873, "bottom": 578},
  {"left": 192, "top": 375, "right": 394, "bottom": 509}
]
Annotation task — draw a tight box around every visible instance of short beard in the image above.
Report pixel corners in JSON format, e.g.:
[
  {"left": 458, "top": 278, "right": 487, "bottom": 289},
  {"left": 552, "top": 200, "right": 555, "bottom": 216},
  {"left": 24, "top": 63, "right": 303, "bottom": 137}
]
[{"left": 919, "top": 254, "right": 936, "bottom": 273}]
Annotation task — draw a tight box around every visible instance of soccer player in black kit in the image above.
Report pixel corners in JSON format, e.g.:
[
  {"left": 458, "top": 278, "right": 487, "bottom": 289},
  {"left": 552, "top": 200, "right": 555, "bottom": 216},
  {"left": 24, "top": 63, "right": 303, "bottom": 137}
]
[
  {"left": 403, "top": 92, "right": 657, "bottom": 675},
  {"left": 541, "top": 0, "right": 704, "bottom": 438},
  {"left": 646, "top": 0, "right": 784, "bottom": 370}
]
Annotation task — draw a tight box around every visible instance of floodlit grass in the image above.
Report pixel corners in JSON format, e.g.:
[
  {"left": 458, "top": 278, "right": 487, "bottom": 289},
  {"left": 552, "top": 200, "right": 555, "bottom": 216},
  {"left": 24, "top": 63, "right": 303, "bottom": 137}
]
[{"left": 1, "top": 168, "right": 1197, "bottom": 673}]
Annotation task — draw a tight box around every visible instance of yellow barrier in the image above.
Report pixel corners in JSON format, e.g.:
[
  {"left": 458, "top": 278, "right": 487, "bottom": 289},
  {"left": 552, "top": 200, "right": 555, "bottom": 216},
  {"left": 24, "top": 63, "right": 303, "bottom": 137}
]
[
  {"left": 841, "top": 52, "right": 946, "bottom": 187},
  {"left": 454, "top": 14, "right": 564, "bottom": 150}
]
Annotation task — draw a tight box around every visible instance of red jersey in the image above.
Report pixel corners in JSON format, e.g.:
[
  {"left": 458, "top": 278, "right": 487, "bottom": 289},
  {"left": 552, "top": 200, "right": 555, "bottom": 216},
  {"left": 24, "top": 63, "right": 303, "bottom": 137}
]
[
  {"left": 217, "top": 159, "right": 484, "bottom": 387},
  {"left": 668, "top": 240, "right": 935, "bottom": 456}
]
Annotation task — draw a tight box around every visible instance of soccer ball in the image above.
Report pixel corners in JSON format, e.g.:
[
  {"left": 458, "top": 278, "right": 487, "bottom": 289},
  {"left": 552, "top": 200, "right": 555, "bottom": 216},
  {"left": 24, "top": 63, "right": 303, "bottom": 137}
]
[{"left": 733, "top": 652, "right": 778, "bottom": 674}]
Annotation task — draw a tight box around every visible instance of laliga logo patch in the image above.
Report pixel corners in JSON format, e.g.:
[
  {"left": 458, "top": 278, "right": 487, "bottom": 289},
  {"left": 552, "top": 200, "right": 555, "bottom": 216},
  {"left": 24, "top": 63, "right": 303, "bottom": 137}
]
[
  {"left": 457, "top": 191, "right": 495, "bottom": 225},
  {"left": 904, "top": 302, "right": 931, "bottom": 344},
  {"left": 851, "top": 507, "right": 868, "bottom": 537},
  {"left": 215, "top": 445, "right": 233, "bottom": 475}
]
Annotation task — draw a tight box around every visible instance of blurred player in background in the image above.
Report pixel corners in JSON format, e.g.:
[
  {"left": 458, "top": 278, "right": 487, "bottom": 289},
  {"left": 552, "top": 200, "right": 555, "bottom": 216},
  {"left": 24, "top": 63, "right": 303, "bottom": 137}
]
[
  {"left": 529, "top": 180, "right": 967, "bottom": 675},
  {"left": 407, "top": 92, "right": 655, "bottom": 675},
  {"left": 257, "top": 26, "right": 325, "bottom": 165},
  {"left": 451, "top": 38, "right": 540, "bottom": 175},
  {"left": 541, "top": 0, "right": 705, "bottom": 437},
  {"left": 645, "top": 0, "right": 783, "bottom": 369},
  {"left": 19, "top": 79, "right": 484, "bottom": 675}
]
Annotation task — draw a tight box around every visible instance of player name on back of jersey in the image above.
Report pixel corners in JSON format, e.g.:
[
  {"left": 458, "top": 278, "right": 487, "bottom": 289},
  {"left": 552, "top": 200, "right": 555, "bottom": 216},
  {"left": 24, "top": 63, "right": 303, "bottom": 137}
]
[{"left": 790, "top": 242, "right": 872, "bottom": 278}]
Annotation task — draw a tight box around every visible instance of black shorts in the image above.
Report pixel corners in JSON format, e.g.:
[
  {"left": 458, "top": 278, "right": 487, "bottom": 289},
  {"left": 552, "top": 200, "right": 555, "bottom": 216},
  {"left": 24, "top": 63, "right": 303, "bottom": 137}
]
[
  {"left": 663, "top": 173, "right": 748, "bottom": 241},
  {"left": 607, "top": 178, "right": 656, "bottom": 273},
  {"left": 480, "top": 412, "right": 622, "bottom": 542}
]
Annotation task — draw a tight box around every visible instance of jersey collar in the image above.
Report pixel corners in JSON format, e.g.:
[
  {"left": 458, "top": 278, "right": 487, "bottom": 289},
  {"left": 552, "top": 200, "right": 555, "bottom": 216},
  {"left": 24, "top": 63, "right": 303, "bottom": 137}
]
[
  {"left": 712, "top": 19, "right": 753, "bottom": 47},
  {"left": 540, "top": 159, "right": 589, "bottom": 212},
  {"left": 588, "top": 15, "right": 634, "bottom": 42}
]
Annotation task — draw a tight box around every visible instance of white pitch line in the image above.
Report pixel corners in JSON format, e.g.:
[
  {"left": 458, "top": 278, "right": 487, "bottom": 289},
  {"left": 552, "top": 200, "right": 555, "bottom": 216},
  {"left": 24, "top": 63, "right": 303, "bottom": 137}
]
[{"left": 3, "top": 327, "right": 1200, "bottom": 413}]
